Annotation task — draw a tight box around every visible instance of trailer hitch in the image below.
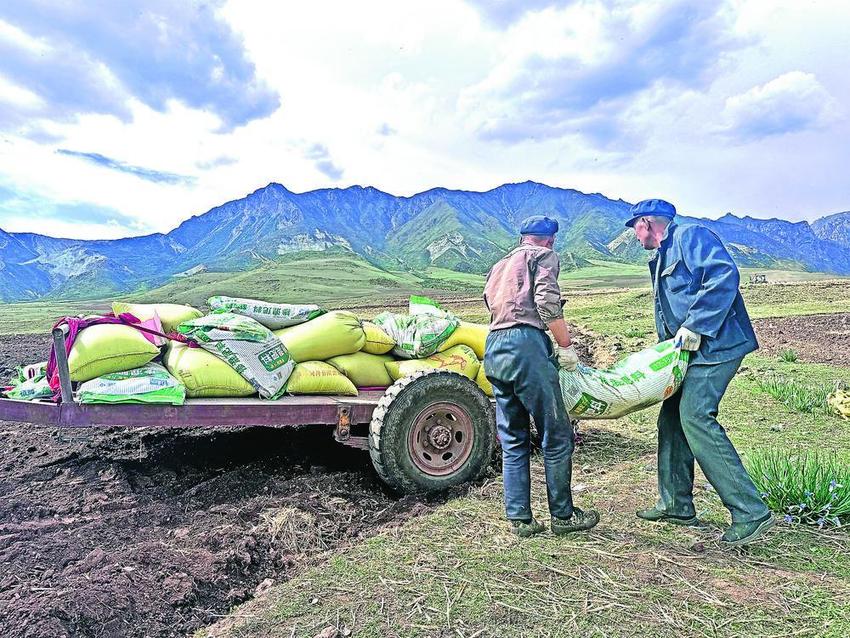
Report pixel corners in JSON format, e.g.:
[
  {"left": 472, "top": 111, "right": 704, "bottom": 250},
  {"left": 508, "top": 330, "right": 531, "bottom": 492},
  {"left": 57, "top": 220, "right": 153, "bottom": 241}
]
[{"left": 334, "top": 405, "right": 368, "bottom": 450}]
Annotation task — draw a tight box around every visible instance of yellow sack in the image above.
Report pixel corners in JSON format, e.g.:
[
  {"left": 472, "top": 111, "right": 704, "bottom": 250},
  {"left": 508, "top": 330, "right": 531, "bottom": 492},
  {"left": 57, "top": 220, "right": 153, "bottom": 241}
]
[
  {"left": 828, "top": 389, "right": 850, "bottom": 419},
  {"left": 113, "top": 302, "right": 203, "bottom": 333},
  {"left": 436, "top": 322, "right": 488, "bottom": 359},
  {"left": 361, "top": 321, "right": 395, "bottom": 354},
  {"left": 68, "top": 324, "right": 160, "bottom": 382},
  {"left": 164, "top": 342, "right": 255, "bottom": 398},
  {"left": 286, "top": 361, "right": 357, "bottom": 396},
  {"left": 476, "top": 361, "right": 494, "bottom": 397},
  {"left": 274, "top": 311, "right": 365, "bottom": 362},
  {"left": 385, "top": 345, "right": 480, "bottom": 381},
  {"left": 327, "top": 352, "right": 394, "bottom": 388}
]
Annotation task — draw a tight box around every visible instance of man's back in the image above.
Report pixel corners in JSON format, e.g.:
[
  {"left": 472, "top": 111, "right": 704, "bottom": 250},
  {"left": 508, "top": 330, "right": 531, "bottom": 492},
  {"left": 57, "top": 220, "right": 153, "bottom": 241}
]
[{"left": 484, "top": 244, "right": 562, "bottom": 331}]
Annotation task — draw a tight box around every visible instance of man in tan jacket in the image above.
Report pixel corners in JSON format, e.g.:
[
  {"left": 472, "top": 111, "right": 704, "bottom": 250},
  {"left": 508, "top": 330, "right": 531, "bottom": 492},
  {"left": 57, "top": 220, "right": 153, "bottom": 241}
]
[{"left": 483, "top": 215, "right": 599, "bottom": 537}]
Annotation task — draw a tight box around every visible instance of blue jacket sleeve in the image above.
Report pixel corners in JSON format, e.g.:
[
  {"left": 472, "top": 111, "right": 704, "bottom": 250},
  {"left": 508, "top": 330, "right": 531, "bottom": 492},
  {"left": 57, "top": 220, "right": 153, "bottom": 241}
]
[{"left": 680, "top": 226, "right": 740, "bottom": 339}]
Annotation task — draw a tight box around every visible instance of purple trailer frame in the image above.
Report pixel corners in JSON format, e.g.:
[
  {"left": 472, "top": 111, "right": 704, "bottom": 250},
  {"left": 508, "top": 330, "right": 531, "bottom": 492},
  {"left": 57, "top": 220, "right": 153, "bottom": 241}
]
[{"left": 0, "top": 324, "right": 380, "bottom": 450}]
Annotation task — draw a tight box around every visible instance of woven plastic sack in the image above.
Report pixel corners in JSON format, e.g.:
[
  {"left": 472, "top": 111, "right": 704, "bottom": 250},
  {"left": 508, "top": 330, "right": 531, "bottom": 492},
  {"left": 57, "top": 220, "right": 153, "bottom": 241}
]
[
  {"left": 285, "top": 361, "right": 357, "bottom": 396},
  {"left": 274, "top": 311, "right": 365, "bottom": 362},
  {"left": 68, "top": 324, "right": 160, "bottom": 382},
  {"left": 385, "top": 345, "right": 480, "bottom": 381},
  {"left": 164, "top": 342, "right": 255, "bottom": 398},
  {"left": 327, "top": 352, "right": 394, "bottom": 388},
  {"left": 361, "top": 321, "right": 395, "bottom": 354},
  {"left": 5, "top": 374, "right": 52, "bottom": 401},
  {"left": 374, "top": 295, "right": 459, "bottom": 359},
  {"left": 178, "top": 313, "right": 294, "bottom": 399},
  {"left": 78, "top": 362, "right": 186, "bottom": 405},
  {"left": 437, "top": 322, "right": 488, "bottom": 359},
  {"left": 14, "top": 361, "right": 47, "bottom": 384},
  {"left": 112, "top": 302, "right": 202, "bottom": 333},
  {"left": 559, "top": 339, "right": 689, "bottom": 419},
  {"left": 208, "top": 296, "right": 324, "bottom": 330}
]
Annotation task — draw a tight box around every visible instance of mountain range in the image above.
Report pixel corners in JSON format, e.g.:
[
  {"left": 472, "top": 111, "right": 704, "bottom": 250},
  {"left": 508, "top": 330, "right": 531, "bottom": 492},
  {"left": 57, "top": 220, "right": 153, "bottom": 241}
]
[{"left": 1, "top": 181, "right": 849, "bottom": 302}]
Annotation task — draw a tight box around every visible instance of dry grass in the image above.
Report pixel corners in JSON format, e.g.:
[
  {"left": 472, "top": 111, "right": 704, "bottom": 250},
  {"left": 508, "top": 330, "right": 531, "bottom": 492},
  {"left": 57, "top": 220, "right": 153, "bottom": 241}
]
[{"left": 257, "top": 507, "right": 330, "bottom": 555}]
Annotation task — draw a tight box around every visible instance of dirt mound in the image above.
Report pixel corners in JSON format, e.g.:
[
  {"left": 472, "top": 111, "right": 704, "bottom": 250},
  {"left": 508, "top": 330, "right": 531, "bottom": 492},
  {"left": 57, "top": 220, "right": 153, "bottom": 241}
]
[
  {"left": 753, "top": 313, "right": 850, "bottom": 366},
  {"left": 0, "top": 336, "right": 444, "bottom": 638}
]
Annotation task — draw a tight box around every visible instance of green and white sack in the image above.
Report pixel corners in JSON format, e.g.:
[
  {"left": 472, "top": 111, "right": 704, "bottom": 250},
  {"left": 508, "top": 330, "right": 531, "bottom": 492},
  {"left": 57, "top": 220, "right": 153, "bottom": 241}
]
[
  {"left": 16, "top": 361, "right": 47, "bottom": 384},
  {"left": 208, "top": 296, "right": 324, "bottom": 330},
  {"left": 559, "top": 339, "right": 689, "bottom": 419},
  {"left": 78, "top": 362, "right": 186, "bottom": 405},
  {"left": 5, "top": 374, "right": 52, "bottom": 401},
  {"left": 374, "top": 295, "right": 459, "bottom": 359},
  {"left": 178, "top": 313, "right": 294, "bottom": 399}
]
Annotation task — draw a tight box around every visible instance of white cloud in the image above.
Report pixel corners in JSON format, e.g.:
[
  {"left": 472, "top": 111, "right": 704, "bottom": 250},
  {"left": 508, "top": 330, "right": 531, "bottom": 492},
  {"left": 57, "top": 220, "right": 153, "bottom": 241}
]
[
  {"left": 718, "top": 71, "right": 839, "bottom": 141},
  {"left": 0, "top": 73, "right": 44, "bottom": 109}
]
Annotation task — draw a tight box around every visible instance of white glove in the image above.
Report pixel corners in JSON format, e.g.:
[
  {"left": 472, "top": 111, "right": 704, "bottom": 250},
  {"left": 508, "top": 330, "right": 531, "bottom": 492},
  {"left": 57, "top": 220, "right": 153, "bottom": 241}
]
[
  {"left": 675, "top": 327, "right": 701, "bottom": 351},
  {"left": 556, "top": 344, "right": 580, "bottom": 371}
]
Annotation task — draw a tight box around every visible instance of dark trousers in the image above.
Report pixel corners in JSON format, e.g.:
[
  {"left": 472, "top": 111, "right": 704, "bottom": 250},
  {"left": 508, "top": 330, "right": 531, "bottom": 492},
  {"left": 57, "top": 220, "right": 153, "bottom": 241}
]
[
  {"left": 484, "top": 326, "right": 574, "bottom": 520},
  {"left": 657, "top": 357, "right": 769, "bottom": 523}
]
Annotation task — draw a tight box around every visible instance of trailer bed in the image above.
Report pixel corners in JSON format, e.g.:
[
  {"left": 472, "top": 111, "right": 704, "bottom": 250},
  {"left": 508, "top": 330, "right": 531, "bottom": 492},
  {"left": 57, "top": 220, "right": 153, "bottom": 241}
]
[{"left": 0, "top": 391, "right": 386, "bottom": 428}]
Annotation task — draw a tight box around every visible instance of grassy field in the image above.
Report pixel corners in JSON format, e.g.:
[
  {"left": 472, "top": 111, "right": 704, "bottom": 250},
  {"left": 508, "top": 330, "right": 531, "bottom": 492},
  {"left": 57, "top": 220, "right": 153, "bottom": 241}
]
[
  {"left": 196, "top": 282, "right": 850, "bottom": 638},
  {"left": 1, "top": 255, "right": 846, "bottom": 337}
]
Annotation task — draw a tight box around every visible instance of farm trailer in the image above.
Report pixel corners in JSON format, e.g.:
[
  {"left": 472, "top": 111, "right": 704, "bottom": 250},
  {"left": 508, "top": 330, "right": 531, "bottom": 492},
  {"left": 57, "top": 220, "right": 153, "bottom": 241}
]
[{"left": 0, "top": 324, "right": 497, "bottom": 494}]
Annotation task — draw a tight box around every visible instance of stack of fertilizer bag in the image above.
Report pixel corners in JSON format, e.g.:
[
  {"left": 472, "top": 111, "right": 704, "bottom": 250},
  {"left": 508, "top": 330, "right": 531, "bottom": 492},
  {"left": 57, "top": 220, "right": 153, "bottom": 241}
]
[
  {"left": 2, "top": 303, "right": 204, "bottom": 406},
  {"left": 167, "top": 294, "right": 494, "bottom": 400},
  {"left": 2, "top": 293, "right": 689, "bottom": 419}
]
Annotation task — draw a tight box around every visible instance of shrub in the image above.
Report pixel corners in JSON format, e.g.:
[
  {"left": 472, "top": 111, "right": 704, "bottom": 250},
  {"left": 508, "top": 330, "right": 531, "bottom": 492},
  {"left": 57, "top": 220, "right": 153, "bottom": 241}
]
[{"left": 747, "top": 449, "right": 849, "bottom": 528}]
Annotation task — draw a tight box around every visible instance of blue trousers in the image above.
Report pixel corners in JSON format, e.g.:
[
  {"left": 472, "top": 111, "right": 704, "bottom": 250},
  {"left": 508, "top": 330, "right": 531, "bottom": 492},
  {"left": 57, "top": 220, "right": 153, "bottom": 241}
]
[
  {"left": 657, "top": 357, "right": 769, "bottom": 523},
  {"left": 484, "top": 326, "right": 574, "bottom": 521}
]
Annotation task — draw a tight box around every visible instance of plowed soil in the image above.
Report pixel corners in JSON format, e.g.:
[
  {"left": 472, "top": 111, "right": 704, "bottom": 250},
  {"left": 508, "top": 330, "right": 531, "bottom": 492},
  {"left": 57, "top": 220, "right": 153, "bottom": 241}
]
[
  {"left": 753, "top": 312, "right": 850, "bottom": 366},
  {"left": 0, "top": 334, "right": 442, "bottom": 638}
]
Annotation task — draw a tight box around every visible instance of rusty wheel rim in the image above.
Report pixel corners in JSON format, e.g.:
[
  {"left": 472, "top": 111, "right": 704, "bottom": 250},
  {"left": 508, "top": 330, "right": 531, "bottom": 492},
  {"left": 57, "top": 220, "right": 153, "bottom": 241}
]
[{"left": 407, "top": 401, "right": 474, "bottom": 477}]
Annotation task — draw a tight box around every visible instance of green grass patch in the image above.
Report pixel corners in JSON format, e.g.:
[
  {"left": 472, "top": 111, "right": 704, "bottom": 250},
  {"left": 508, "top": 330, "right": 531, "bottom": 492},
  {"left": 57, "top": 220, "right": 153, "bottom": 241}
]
[
  {"left": 748, "top": 449, "right": 850, "bottom": 528},
  {"left": 754, "top": 375, "right": 833, "bottom": 414}
]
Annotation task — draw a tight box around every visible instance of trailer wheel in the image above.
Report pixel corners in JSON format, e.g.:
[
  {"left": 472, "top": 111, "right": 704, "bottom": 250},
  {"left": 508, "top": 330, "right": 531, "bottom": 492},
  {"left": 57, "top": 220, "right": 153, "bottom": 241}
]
[{"left": 369, "top": 369, "right": 495, "bottom": 494}]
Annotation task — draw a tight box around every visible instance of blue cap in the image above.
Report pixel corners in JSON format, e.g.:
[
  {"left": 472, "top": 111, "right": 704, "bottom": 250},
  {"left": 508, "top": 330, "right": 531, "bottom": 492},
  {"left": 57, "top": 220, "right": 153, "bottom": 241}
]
[
  {"left": 625, "top": 199, "right": 676, "bottom": 228},
  {"left": 519, "top": 215, "right": 559, "bottom": 236}
]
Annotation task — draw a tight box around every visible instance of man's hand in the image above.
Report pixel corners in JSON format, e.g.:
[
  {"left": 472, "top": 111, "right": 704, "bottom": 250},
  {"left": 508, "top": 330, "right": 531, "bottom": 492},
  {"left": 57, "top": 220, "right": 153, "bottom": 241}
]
[
  {"left": 675, "top": 326, "right": 702, "bottom": 351},
  {"left": 556, "top": 344, "right": 580, "bottom": 371}
]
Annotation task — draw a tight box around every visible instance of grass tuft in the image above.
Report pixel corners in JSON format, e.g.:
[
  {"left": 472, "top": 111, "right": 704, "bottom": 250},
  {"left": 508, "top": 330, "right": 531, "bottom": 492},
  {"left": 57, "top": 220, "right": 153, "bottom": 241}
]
[
  {"left": 754, "top": 375, "right": 832, "bottom": 414},
  {"left": 748, "top": 449, "right": 850, "bottom": 528},
  {"left": 779, "top": 349, "right": 799, "bottom": 363}
]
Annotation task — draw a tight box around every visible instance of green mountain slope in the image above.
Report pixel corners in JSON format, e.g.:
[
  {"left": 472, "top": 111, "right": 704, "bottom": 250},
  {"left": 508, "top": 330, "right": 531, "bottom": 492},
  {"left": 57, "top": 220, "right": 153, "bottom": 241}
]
[{"left": 128, "top": 249, "right": 482, "bottom": 309}]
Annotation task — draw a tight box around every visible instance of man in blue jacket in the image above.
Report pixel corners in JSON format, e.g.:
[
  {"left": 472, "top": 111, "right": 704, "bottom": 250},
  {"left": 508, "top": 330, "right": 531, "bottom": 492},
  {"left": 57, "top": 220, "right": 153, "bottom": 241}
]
[{"left": 627, "top": 199, "right": 774, "bottom": 546}]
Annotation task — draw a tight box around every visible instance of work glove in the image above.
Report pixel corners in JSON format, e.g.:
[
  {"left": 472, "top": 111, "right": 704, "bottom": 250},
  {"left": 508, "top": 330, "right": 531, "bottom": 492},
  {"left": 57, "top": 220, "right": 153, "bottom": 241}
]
[
  {"left": 556, "top": 344, "right": 580, "bottom": 371},
  {"left": 675, "top": 327, "right": 701, "bottom": 351}
]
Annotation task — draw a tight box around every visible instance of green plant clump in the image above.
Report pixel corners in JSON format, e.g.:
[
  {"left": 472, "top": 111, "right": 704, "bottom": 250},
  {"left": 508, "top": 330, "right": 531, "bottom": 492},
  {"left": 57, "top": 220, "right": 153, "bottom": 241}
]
[
  {"left": 747, "top": 449, "right": 850, "bottom": 528},
  {"left": 779, "top": 348, "right": 799, "bottom": 363},
  {"left": 754, "top": 375, "right": 832, "bottom": 414}
]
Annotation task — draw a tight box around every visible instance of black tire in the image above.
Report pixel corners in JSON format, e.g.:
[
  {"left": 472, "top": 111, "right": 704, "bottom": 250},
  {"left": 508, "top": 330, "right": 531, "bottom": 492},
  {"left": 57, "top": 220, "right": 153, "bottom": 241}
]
[{"left": 369, "top": 369, "right": 496, "bottom": 494}]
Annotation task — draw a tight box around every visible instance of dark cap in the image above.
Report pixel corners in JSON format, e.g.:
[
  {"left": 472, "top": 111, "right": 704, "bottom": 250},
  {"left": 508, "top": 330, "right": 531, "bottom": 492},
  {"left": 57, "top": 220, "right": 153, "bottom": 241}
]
[
  {"left": 519, "top": 215, "right": 559, "bottom": 236},
  {"left": 625, "top": 199, "right": 676, "bottom": 228}
]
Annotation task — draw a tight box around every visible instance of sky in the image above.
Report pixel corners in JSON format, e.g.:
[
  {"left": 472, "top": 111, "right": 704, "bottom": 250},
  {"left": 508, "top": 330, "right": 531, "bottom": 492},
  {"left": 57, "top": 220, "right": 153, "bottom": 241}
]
[{"left": 0, "top": 0, "right": 848, "bottom": 239}]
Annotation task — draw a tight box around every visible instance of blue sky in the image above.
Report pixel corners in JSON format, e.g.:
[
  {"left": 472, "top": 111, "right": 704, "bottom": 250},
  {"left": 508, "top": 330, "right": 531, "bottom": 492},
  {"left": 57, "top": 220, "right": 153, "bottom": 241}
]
[{"left": 0, "top": 0, "right": 848, "bottom": 239}]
